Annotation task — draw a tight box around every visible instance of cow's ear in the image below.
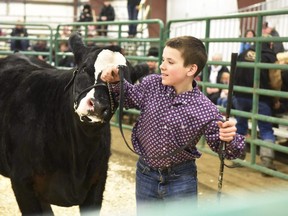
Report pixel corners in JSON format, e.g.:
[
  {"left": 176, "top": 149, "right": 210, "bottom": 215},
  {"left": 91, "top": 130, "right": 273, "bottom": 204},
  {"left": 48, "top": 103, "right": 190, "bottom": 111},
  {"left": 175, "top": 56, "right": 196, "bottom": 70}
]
[
  {"left": 68, "top": 32, "right": 87, "bottom": 64},
  {"left": 124, "top": 60, "right": 133, "bottom": 83}
]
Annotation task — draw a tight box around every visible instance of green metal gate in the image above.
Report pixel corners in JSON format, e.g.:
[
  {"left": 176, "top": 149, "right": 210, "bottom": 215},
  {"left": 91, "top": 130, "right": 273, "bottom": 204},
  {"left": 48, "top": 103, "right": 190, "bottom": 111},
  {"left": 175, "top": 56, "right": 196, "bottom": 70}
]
[{"left": 166, "top": 9, "right": 288, "bottom": 179}]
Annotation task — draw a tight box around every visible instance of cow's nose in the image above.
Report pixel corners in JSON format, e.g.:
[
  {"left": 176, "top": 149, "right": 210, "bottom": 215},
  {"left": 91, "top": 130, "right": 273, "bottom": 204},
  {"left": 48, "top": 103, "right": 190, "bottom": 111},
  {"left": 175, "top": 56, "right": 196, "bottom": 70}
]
[{"left": 91, "top": 99, "right": 109, "bottom": 117}]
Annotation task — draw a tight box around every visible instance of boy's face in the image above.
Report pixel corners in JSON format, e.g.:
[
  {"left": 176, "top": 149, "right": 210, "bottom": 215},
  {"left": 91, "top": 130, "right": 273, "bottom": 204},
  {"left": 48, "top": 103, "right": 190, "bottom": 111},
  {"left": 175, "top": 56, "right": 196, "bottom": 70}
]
[{"left": 160, "top": 46, "right": 195, "bottom": 92}]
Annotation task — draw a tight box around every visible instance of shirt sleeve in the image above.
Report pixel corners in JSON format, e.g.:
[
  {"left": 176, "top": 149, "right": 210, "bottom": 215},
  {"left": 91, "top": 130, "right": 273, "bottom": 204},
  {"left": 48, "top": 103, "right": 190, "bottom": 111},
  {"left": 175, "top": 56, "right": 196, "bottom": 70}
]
[
  {"left": 109, "top": 77, "right": 150, "bottom": 110},
  {"left": 204, "top": 115, "right": 246, "bottom": 160}
]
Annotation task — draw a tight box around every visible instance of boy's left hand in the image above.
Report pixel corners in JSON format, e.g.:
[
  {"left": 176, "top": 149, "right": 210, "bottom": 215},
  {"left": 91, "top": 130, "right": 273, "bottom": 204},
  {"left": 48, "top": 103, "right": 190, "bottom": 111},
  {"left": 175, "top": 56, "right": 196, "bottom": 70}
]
[{"left": 217, "top": 121, "right": 237, "bottom": 142}]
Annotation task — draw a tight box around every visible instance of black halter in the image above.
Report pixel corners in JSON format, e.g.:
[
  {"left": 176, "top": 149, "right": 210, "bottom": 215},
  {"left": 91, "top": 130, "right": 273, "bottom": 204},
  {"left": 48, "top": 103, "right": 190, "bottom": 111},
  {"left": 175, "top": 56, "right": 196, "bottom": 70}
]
[{"left": 64, "top": 68, "right": 117, "bottom": 115}]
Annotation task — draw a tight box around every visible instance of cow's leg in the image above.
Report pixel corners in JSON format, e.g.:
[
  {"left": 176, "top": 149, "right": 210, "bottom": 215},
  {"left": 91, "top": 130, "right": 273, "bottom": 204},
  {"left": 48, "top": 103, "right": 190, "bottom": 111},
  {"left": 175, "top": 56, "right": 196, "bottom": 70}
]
[
  {"left": 79, "top": 174, "right": 108, "bottom": 216},
  {"left": 11, "top": 177, "right": 53, "bottom": 215}
]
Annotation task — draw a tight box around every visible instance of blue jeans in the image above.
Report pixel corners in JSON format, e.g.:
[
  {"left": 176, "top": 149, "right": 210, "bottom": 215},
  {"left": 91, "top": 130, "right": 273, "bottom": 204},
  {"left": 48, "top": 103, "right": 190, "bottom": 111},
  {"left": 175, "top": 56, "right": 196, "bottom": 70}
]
[
  {"left": 217, "top": 97, "right": 228, "bottom": 107},
  {"left": 233, "top": 97, "right": 275, "bottom": 142},
  {"left": 136, "top": 158, "right": 198, "bottom": 215},
  {"left": 127, "top": 4, "right": 139, "bottom": 36},
  {"left": 10, "top": 39, "right": 29, "bottom": 51}
]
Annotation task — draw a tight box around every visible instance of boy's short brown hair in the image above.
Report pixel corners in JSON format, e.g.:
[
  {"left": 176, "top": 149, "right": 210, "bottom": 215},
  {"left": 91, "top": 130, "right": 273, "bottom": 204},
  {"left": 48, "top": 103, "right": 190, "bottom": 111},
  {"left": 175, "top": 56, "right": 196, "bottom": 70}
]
[{"left": 165, "top": 36, "right": 207, "bottom": 77}]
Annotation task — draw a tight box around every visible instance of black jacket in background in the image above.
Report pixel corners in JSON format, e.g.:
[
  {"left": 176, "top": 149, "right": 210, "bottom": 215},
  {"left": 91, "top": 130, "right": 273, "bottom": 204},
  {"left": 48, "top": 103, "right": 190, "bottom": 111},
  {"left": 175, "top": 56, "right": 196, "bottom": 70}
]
[
  {"left": 99, "top": 5, "right": 115, "bottom": 21},
  {"left": 234, "top": 42, "right": 277, "bottom": 104}
]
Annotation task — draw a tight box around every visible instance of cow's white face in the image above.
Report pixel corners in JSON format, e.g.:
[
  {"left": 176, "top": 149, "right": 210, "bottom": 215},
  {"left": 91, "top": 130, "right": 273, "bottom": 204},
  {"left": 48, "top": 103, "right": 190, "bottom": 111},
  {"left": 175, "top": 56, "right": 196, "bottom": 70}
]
[{"left": 75, "top": 49, "right": 126, "bottom": 123}]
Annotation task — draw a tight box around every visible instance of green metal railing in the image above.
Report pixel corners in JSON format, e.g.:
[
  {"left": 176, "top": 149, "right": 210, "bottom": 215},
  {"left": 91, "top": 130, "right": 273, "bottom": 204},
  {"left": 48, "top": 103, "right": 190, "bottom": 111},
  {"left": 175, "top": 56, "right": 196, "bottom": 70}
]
[
  {"left": 0, "top": 22, "right": 54, "bottom": 63},
  {"left": 1, "top": 13, "right": 288, "bottom": 178},
  {"left": 53, "top": 19, "right": 164, "bottom": 67},
  {"left": 166, "top": 9, "right": 288, "bottom": 179}
]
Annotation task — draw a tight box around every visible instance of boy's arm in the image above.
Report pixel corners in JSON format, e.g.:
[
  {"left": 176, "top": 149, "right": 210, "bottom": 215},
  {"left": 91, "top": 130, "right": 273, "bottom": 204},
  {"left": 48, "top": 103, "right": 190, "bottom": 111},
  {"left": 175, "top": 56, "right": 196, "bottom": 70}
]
[{"left": 217, "top": 120, "right": 246, "bottom": 159}]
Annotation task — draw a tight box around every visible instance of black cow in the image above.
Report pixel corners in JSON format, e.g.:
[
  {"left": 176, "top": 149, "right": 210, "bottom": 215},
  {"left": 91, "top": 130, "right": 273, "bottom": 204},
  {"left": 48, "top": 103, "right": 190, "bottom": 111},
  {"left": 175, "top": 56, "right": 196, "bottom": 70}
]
[{"left": 0, "top": 33, "right": 130, "bottom": 215}]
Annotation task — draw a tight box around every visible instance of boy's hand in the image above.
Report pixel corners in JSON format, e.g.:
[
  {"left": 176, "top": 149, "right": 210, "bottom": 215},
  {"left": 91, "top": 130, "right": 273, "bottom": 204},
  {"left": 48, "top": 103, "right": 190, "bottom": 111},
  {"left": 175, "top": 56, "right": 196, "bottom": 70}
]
[
  {"left": 100, "top": 66, "right": 120, "bottom": 83},
  {"left": 217, "top": 120, "right": 237, "bottom": 142}
]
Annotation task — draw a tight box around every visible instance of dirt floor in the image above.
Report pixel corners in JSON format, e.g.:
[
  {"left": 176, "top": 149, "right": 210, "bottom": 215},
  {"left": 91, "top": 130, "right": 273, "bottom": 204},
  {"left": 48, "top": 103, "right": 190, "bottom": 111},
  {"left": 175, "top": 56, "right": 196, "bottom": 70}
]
[{"left": 0, "top": 126, "right": 288, "bottom": 216}]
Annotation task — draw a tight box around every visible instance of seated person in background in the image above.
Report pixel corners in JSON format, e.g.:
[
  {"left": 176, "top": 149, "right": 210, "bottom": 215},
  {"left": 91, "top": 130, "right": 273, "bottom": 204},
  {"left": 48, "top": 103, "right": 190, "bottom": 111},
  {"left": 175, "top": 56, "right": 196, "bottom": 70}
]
[
  {"left": 10, "top": 21, "right": 30, "bottom": 51},
  {"left": 86, "top": 34, "right": 97, "bottom": 47},
  {"left": 216, "top": 71, "right": 230, "bottom": 108},
  {"left": 97, "top": 1, "right": 115, "bottom": 36},
  {"left": 130, "top": 46, "right": 159, "bottom": 84},
  {"left": 273, "top": 70, "right": 288, "bottom": 115},
  {"left": 201, "top": 53, "right": 229, "bottom": 105},
  {"left": 58, "top": 41, "right": 75, "bottom": 67},
  {"left": 262, "top": 21, "right": 285, "bottom": 54},
  {"left": 60, "top": 25, "right": 72, "bottom": 39},
  {"left": 32, "top": 36, "right": 49, "bottom": 61},
  {"left": 239, "top": 29, "right": 256, "bottom": 54},
  {"left": 233, "top": 41, "right": 278, "bottom": 172}
]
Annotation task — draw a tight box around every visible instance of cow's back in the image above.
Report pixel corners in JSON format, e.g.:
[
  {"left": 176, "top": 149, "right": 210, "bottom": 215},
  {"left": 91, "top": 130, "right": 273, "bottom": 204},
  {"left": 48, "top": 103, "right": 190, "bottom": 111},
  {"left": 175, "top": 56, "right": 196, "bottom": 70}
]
[{"left": 0, "top": 55, "right": 72, "bottom": 177}]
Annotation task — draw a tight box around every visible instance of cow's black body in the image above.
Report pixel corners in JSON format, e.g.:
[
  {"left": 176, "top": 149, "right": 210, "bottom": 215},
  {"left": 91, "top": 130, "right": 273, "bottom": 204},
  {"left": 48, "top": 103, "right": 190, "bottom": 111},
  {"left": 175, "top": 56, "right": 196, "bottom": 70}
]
[{"left": 0, "top": 33, "right": 129, "bottom": 215}]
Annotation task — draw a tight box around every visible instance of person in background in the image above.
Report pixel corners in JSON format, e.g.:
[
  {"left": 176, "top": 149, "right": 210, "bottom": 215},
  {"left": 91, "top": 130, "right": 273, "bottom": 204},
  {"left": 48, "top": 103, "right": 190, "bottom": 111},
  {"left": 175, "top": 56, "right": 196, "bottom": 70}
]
[
  {"left": 201, "top": 53, "right": 229, "bottom": 105},
  {"left": 60, "top": 25, "right": 72, "bottom": 39},
  {"left": 97, "top": 1, "right": 115, "bottom": 36},
  {"left": 127, "top": 0, "right": 141, "bottom": 38},
  {"left": 217, "top": 71, "right": 230, "bottom": 108},
  {"left": 86, "top": 34, "right": 96, "bottom": 47},
  {"left": 262, "top": 21, "right": 285, "bottom": 54},
  {"left": 10, "top": 21, "right": 30, "bottom": 51},
  {"left": 31, "top": 36, "right": 49, "bottom": 61},
  {"left": 58, "top": 41, "right": 75, "bottom": 68},
  {"left": 233, "top": 40, "right": 278, "bottom": 175},
  {"left": 273, "top": 70, "right": 288, "bottom": 115},
  {"left": 130, "top": 46, "right": 159, "bottom": 84},
  {"left": 77, "top": 4, "right": 94, "bottom": 36},
  {"left": 78, "top": 4, "right": 94, "bottom": 22},
  {"left": 100, "top": 35, "right": 245, "bottom": 215},
  {"left": 239, "top": 29, "right": 256, "bottom": 54}
]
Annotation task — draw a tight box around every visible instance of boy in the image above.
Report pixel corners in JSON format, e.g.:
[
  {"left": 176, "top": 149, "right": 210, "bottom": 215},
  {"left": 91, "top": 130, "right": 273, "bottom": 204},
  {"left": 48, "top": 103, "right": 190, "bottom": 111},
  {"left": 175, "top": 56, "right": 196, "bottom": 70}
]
[{"left": 101, "top": 36, "right": 245, "bottom": 214}]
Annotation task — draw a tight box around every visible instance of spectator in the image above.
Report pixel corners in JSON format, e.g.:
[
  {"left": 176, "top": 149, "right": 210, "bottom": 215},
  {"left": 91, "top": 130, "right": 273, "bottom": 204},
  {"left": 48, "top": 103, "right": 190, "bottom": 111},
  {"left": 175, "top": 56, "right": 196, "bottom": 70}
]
[
  {"left": 77, "top": 4, "right": 95, "bottom": 35},
  {"left": 216, "top": 71, "right": 230, "bottom": 108},
  {"left": 78, "top": 4, "right": 94, "bottom": 22},
  {"left": 273, "top": 70, "right": 288, "bottom": 115},
  {"left": 201, "top": 53, "right": 229, "bottom": 105},
  {"left": 127, "top": 0, "right": 141, "bottom": 38},
  {"left": 239, "top": 29, "right": 256, "bottom": 54},
  {"left": 86, "top": 34, "right": 97, "bottom": 47},
  {"left": 130, "top": 47, "right": 159, "bottom": 84},
  {"left": 58, "top": 41, "right": 75, "bottom": 67},
  {"left": 272, "top": 52, "right": 288, "bottom": 115},
  {"left": 31, "top": 36, "right": 49, "bottom": 61},
  {"left": 10, "top": 21, "right": 30, "bottom": 51},
  {"left": 262, "top": 21, "right": 285, "bottom": 54},
  {"left": 97, "top": 1, "right": 115, "bottom": 36},
  {"left": 233, "top": 41, "right": 278, "bottom": 174},
  {"left": 60, "top": 25, "right": 72, "bottom": 39}
]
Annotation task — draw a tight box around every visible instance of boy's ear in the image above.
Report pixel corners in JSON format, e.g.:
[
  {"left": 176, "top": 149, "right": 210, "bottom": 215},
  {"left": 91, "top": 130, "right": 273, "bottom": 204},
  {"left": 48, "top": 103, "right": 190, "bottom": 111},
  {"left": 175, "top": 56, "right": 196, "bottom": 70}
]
[{"left": 187, "top": 64, "right": 198, "bottom": 77}]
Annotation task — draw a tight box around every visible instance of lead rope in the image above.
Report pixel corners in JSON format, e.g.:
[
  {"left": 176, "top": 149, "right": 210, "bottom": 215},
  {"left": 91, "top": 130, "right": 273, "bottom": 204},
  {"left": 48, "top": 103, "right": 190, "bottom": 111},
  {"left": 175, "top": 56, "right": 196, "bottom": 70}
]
[{"left": 217, "top": 52, "right": 238, "bottom": 201}]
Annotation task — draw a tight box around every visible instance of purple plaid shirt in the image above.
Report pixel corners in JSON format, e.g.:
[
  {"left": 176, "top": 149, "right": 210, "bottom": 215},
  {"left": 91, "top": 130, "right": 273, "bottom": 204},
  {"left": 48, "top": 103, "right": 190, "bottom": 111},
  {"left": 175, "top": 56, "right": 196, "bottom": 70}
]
[{"left": 111, "top": 74, "right": 245, "bottom": 168}]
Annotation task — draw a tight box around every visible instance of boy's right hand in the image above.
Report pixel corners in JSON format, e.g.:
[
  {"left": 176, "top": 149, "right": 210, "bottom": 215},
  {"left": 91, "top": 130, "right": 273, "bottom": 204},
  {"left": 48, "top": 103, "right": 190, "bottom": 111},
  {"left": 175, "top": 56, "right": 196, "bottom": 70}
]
[{"left": 100, "top": 66, "right": 120, "bottom": 83}]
